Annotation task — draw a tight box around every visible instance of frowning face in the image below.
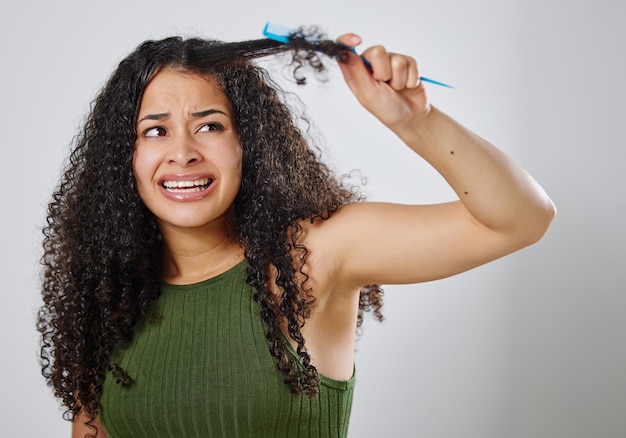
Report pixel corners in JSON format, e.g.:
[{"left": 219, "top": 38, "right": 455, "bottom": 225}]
[{"left": 133, "top": 68, "right": 242, "bottom": 233}]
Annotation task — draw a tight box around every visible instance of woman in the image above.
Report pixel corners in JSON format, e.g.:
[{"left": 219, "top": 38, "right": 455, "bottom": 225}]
[{"left": 38, "top": 31, "right": 555, "bottom": 437}]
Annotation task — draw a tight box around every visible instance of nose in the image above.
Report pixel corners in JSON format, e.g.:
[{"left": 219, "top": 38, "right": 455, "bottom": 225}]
[{"left": 168, "top": 132, "right": 200, "bottom": 166}]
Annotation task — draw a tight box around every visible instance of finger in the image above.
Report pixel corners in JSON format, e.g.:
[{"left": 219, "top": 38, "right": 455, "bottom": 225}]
[
  {"left": 406, "top": 56, "right": 421, "bottom": 89},
  {"left": 388, "top": 54, "right": 409, "bottom": 90},
  {"left": 360, "top": 45, "right": 392, "bottom": 82},
  {"left": 336, "top": 33, "right": 363, "bottom": 49},
  {"left": 335, "top": 33, "right": 370, "bottom": 71},
  {"left": 335, "top": 35, "right": 379, "bottom": 98},
  {"left": 388, "top": 54, "right": 420, "bottom": 90}
]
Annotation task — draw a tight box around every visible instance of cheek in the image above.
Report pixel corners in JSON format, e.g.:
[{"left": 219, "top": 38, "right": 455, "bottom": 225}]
[
  {"left": 132, "top": 149, "right": 154, "bottom": 196},
  {"left": 234, "top": 150, "right": 244, "bottom": 186},
  {"left": 236, "top": 148, "right": 243, "bottom": 175},
  {"left": 132, "top": 151, "right": 142, "bottom": 184},
  {"left": 224, "top": 142, "right": 243, "bottom": 178}
]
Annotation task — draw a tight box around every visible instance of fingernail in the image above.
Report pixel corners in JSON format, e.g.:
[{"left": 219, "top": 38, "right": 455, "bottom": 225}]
[{"left": 350, "top": 34, "right": 362, "bottom": 45}]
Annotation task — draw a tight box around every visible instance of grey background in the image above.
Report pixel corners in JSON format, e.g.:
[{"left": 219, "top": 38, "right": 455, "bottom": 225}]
[{"left": 1, "top": 0, "right": 624, "bottom": 436}]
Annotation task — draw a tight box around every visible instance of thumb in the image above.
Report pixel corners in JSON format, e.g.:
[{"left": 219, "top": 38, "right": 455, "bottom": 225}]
[{"left": 335, "top": 34, "right": 377, "bottom": 101}]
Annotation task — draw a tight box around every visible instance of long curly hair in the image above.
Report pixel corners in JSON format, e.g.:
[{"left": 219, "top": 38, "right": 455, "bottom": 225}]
[{"left": 38, "top": 30, "right": 383, "bottom": 432}]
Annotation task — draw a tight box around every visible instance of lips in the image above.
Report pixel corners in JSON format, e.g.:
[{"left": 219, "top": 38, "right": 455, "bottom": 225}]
[
  {"left": 162, "top": 177, "right": 213, "bottom": 192},
  {"left": 158, "top": 174, "right": 215, "bottom": 201}
]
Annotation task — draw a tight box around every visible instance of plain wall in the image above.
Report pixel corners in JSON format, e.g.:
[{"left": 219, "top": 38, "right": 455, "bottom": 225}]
[{"left": 1, "top": 0, "right": 624, "bottom": 436}]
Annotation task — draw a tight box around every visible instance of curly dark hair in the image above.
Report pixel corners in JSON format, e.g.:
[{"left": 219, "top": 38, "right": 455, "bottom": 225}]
[{"left": 37, "top": 30, "right": 383, "bottom": 433}]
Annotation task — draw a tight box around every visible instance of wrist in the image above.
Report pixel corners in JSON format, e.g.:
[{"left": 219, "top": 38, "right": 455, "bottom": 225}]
[{"left": 392, "top": 103, "right": 436, "bottom": 147}]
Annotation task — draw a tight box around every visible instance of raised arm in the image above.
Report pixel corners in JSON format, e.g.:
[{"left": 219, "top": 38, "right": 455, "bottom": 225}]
[{"left": 305, "top": 34, "right": 556, "bottom": 292}]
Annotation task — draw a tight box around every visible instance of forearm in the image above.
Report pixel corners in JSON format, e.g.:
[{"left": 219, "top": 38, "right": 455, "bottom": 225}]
[
  {"left": 395, "top": 106, "right": 555, "bottom": 241},
  {"left": 335, "top": 35, "right": 554, "bottom": 243}
]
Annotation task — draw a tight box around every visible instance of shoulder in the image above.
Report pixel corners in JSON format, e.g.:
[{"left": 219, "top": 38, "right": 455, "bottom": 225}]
[
  {"left": 293, "top": 203, "right": 372, "bottom": 297},
  {"left": 296, "top": 201, "right": 410, "bottom": 263}
]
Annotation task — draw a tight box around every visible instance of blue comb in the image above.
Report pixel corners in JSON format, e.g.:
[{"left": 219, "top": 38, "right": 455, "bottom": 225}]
[{"left": 263, "top": 22, "right": 454, "bottom": 89}]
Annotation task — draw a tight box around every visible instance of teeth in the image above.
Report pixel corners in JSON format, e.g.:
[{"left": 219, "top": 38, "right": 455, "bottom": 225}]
[{"left": 162, "top": 178, "right": 211, "bottom": 190}]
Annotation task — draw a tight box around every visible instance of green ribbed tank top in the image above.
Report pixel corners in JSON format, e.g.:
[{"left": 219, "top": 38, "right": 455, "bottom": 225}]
[{"left": 99, "top": 260, "right": 355, "bottom": 437}]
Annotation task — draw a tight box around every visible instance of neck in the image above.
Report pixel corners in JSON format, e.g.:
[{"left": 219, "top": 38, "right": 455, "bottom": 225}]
[{"left": 158, "top": 219, "right": 244, "bottom": 285}]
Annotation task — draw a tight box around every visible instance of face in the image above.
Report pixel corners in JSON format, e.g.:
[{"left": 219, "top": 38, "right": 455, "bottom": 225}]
[{"left": 133, "top": 68, "right": 242, "bottom": 232}]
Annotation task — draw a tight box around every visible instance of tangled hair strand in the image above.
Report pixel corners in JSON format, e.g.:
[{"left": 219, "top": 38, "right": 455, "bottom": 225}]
[{"left": 38, "top": 29, "right": 383, "bottom": 434}]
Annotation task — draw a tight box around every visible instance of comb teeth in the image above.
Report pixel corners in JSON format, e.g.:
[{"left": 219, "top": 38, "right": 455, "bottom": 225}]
[{"left": 262, "top": 22, "right": 294, "bottom": 44}]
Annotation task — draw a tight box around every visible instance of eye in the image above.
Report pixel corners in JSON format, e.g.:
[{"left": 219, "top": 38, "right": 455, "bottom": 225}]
[
  {"left": 143, "top": 126, "right": 167, "bottom": 138},
  {"left": 197, "top": 122, "right": 224, "bottom": 133}
]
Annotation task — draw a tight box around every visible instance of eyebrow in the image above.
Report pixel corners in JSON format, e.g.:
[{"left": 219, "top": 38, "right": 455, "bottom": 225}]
[
  {"left": 191, "top": 109, "right": 227, "bottom": 118},
  {"left": 137, "top": 108, "right": 228, "bottom": 124}
]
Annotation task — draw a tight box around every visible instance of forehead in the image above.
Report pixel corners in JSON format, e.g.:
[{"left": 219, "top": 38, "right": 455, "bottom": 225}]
[{"left": 139, "top": 68, "right": 230, "bottom": 111}]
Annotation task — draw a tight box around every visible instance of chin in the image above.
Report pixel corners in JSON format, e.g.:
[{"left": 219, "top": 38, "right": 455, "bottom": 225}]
[{"left": 157, "top": 211, "right": 231, "bottom": 232}]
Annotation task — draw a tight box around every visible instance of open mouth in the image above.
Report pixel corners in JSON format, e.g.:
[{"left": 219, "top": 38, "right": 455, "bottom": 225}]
[{"left": 161, "top": 177, "right": 214, "bottom": 193}]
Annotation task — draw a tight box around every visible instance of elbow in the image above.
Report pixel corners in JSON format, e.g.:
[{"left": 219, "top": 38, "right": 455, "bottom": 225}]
[{"left": 520, "top": 197, "right": 557, "bottom": 247}]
